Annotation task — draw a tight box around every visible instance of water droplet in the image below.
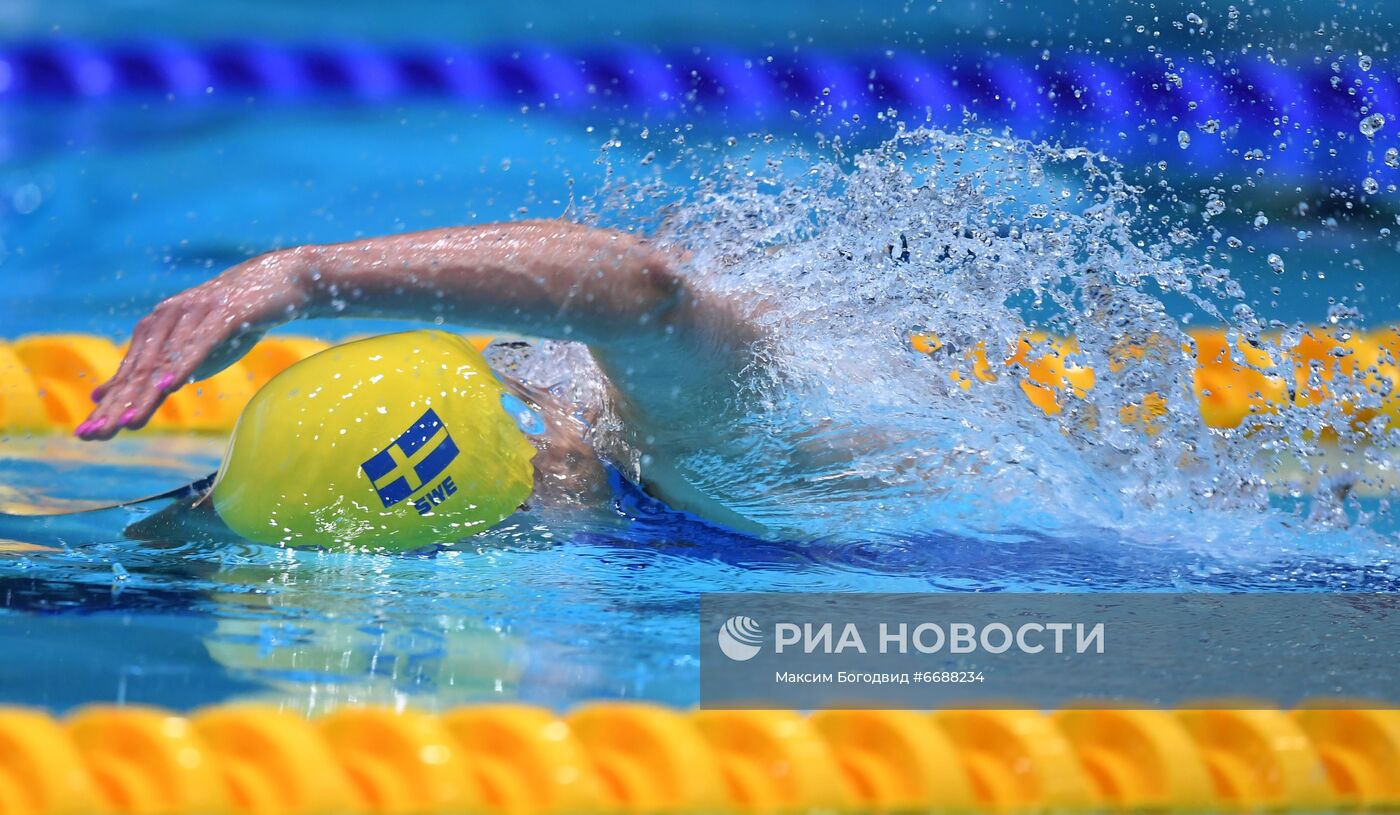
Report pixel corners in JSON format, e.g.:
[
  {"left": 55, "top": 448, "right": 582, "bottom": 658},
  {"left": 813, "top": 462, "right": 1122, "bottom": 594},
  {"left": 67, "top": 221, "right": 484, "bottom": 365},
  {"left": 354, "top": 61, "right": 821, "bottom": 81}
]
[
  {"left": 1360, "top": 113, "right": 1386, "bottom": 138},
  {"left": 1267, "top": 253, "right": 1286, "bottom": 274},
  {"left": 11, "top": 183, "right": 41, "bottom": 215}
]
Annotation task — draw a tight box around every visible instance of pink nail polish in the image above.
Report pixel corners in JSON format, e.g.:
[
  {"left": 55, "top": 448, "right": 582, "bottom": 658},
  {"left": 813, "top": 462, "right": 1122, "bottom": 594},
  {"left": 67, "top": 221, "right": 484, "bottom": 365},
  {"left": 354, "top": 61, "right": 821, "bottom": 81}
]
[
  {"left": 118, "top": 408, "right": 138, "bottom": 425},
  {"left": 89, "top": 417, "right": 107, "bottom": 432},
  {"left": 74, "top": 421, "right": 90, "bottom": 436},
  {"left": 157, "top": 373, "right": 175, "bottom": 390}
]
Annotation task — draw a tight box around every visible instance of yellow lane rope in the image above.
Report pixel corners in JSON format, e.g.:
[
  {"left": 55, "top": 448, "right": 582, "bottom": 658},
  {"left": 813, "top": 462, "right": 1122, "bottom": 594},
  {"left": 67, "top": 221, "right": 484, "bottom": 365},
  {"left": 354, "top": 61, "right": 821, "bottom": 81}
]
[
  {"left": 921, "top": 325, "right": 1399, "bottom": 434},
  {"left": 0, "top": 702, "right": 1395, "bottom": 814},
  {"left": 2, "top": 328, "right": 1396, "bottom": 435},
  {"left": 0, "top": 335, "right": 489, "bottom": 434}
]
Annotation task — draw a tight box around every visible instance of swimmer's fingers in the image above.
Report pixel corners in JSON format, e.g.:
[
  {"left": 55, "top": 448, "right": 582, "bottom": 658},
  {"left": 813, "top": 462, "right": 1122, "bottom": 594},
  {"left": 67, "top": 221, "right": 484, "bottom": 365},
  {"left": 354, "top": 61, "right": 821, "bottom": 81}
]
[
  {"left": 150, "top": 302, "right": 217, "bottom": 395},
  {"left": 115, "top": 304, "right": 220, "bottom": 433},
  {"left": 89, "top": 307, "right": 176, "bottom": 403},
  {"left": 132, "top": 304, "right": 266, "bottom": 410},
  {"left": 78, "top": 307, "right": 182, "bottom": 439},
  {"left": 79, "top": 299, "right": 211, "bottom": 439}
]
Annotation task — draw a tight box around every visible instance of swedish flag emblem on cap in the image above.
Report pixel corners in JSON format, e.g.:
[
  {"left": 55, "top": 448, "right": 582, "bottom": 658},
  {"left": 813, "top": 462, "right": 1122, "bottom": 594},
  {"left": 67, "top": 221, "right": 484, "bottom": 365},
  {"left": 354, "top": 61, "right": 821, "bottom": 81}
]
[{"left": 361, "top": 408, "right": 461, "bottom": 508}]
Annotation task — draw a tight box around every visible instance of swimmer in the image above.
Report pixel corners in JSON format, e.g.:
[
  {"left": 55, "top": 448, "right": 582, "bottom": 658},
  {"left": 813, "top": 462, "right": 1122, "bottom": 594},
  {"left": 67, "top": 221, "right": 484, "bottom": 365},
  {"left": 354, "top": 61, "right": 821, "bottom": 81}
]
[{"left": 76, "top": 220, "right": 779, "bottom": 540}]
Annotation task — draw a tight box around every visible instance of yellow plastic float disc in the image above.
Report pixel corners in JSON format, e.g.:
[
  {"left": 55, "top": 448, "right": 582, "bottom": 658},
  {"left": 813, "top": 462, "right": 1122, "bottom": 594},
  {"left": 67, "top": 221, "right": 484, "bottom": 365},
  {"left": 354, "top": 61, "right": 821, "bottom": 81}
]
[
  {"left": 1052, "top": 709, "right": 1215, "bottom": 811},
  {"left": 691, "top": 710, "right": 851, "bottom": 813},
  {"left": 157, "top": 361, "right": 259, "bottom": 433},
  {"left": 317, "top": 707, "right": 477, "bottom": 814},
  {"left": 809, "top": 709, "right": 975, "bottom": 813},
  {"left": 1372, "top": 326, "right": 1400, "bottom": 428},
  {"left": 1007, "top": 333, "right": 1096, "bottom": 416},
  {"left": 11, "top": 334, "right": 123, "bottom": 430},
  {"left": 192, "top": 705, "right": 360, "bottom": 815},
  {"left": 0, "top": 707, "right": 98, "bottom": 815},
  {"left": 158, "top": 337, "right": 331, "bottom": 433},
  {"left": 438, "top": 705, "right": 601, "bottom": 815},
  {"left": 237, "top": 338, "right": 333, "bottom": 389},
  {"left": 931, "top": 709, "right": 1097, "bottom": 812},
  {"left": 567, "top": 703, "right": 726, "bottom": 814},
  {"left": 1174, "top": 708, "right": 1333, "bottom": 812},
  {"left": 66, "top": 705, "right": 228, "bottom": 815},
  {"left": 0, "top": 342, "right": 48, "bottom": 432},
  {"left": 1190, "top": 329, "right": 1285, "bottom": 429},
  {"left": 1290, "top": 708, "right": 1400, "bottom": 809}
]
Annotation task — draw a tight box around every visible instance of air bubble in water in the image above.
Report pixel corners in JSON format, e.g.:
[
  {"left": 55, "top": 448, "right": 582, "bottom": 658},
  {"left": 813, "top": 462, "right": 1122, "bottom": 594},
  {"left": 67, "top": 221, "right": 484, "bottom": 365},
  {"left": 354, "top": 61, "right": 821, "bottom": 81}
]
[
  {"left": 1253, "top": 213, "right": 1268, "bottom": 229},
  {"left": 1386, "top": 147, "right": 1400, "bottom": 168},
  {"left": 1177, "top": 131, "right": 1191, "bottom": 149},
  {"left": 12, "top": 184, "right": 42, "bottom": 214},
  {"left": 1360, "top": 113, "right": 1386, "bottom": 137},
  {"left": 1205, "top": 198, "right": 1226, "bottom": 217},
  {"left": 1186, "top": 12, "right": 1205, "bottom": 26},
  {"left": 1363, "top": 177, "right": 1380, "bottom": 194},
  {"left": 1359, "top": 54, "right": 1373, "bottom": 71},
  {"left": 1267, "top": 253, "right": 1286, "bottom": 274}
]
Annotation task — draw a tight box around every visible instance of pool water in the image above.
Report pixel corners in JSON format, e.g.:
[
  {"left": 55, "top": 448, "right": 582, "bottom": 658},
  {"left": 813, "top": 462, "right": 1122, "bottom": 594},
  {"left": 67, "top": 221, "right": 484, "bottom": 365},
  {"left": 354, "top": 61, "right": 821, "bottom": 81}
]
[
  {"left": 1, "top": 425, "right": 1396, "bottom": 712},
  {"left": 4, "top": 8, "right": 1400, "bottom": 712}
]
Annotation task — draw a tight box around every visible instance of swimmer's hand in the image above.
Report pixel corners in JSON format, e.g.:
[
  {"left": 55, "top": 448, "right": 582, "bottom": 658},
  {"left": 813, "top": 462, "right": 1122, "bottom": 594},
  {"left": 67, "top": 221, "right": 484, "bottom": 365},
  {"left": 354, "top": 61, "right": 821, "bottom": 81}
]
[{"left": 77, "top": 251, "right": 311, "bottom": 439}]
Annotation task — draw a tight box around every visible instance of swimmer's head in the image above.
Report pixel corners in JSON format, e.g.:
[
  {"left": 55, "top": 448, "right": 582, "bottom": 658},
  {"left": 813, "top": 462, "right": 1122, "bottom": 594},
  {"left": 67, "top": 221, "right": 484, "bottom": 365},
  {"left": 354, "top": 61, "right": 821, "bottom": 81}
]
[{"left": 211, "top": 330, "right": 541, "bottom": 551}]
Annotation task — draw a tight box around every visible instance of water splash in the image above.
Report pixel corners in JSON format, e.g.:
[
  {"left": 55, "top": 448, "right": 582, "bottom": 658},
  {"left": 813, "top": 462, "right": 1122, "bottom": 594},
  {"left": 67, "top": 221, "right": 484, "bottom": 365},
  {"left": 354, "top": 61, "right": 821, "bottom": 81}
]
[{"left": 551, "top": 127, "right": 1400, "bottom": 552}]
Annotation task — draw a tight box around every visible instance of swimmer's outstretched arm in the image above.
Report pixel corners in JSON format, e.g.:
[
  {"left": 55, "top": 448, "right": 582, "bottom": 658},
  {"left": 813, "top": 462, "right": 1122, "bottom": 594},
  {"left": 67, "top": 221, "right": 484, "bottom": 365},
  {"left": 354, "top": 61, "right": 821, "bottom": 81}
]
[{"left": 79, "top": 220, "right": 755, "bottom": 440}]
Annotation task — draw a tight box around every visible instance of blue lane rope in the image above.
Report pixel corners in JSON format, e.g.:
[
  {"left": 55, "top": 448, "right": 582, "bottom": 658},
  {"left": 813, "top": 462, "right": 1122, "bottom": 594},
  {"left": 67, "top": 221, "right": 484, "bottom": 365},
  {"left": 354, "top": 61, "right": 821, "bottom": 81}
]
[{"left": 0, "top": 40, "right": 1390, "bottom": 180}]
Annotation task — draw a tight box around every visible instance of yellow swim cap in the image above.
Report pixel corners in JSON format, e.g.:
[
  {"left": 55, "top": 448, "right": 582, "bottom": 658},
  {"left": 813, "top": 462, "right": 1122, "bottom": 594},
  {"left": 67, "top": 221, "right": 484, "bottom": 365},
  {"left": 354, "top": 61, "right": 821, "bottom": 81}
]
[{"left": 211, "top": 330, "right": 539, "bottom": 551}]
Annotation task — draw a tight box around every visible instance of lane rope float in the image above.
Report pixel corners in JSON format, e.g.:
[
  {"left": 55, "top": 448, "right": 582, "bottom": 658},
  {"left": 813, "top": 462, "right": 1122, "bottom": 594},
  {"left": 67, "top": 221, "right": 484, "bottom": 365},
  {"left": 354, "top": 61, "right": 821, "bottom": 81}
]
[
  {"left": 0, "top": 42, "right": 1389, "bottom": 182},
  {"left": 0, "top": 702, "right": 1395, "bottom": 814}
]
